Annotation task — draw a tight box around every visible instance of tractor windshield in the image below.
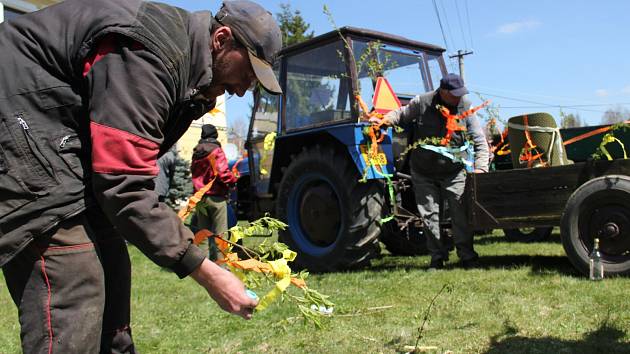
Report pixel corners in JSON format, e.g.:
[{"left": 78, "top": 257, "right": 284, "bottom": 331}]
[
  {"left": 353, "top": 40, "right": 445, "bottom": 106},
  {"left": 284, "top": 40, "right": 352, "bottom": 131}
]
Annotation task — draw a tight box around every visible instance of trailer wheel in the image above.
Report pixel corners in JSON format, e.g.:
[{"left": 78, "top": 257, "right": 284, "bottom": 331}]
[
  {"left": 275, "top": 145, "right": 383, "bottom": 272},
  {"left": 503, "top": 227, "right": 553, "bottom": 242},
  {"left": 381, "top": 223, "right": 428, "bottom": 256},
  {"left": 561, "top": 175, "right": 630, "bottom": 276}
]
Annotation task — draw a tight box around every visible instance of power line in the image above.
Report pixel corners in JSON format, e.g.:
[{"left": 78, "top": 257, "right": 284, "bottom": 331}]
[
  {"left": 469, "top": 84, "right": 611, "bottom": 105},
  {"left": 432, "top": 0, "right": 456, "bottom": 72},
  {"left": 453, "top": 0, "right": 468, "bottom": 49},
  {"left": 503, "top": 103, "right": 630, "bottom": 108},
  {"left": 438, "top": 0, "right": 456, "bottom": 51},
  {"left": 472, "top": 91, "right": 558, "bottom": 106},
  {"left": 464, "top": 0, "right": 475, "bottom": 49},
  {"left": 471, "top": 91, "right": 610, "bottom": 114},
  {"left": 432, "top": 0, "right": 449, "bottom": 51},
  {"left": 440, "top": 0, "right": 456, "bottom": 72}
]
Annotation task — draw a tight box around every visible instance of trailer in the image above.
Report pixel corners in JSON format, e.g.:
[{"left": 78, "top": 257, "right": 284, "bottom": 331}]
[{"left": 469, "top": 126, "right": 630, "bottom": 276}]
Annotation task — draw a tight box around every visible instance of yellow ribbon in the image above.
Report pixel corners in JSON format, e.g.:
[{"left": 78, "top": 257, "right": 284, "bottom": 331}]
[
  {"left": 260, "top": 132, "right": 277, "bottom": 176},
  {"left": 600, "top": 133, "right": 627, "bottom": 160}
]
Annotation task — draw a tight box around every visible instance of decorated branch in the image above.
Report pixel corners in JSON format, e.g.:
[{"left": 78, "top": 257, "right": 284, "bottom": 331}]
[{"left": 189, "top": 214, "right": 334, "bottom": 327}]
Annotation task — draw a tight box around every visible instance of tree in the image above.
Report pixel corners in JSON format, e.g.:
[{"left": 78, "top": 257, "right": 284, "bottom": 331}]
[
  {"left": 276, "top": 4, "right": 332, "bottom": 128},
  {"left": 166, "top": 149, "right": 193, "bottom": 209},
  {"left": 276, "top": 3, "right": 314, "bottom": 47},
  {"left": 228, "top": 116, "right": 249, "bottom": 151},
  {"left": 601, "top": 106, "right": 630, "bottom": 125},
  {"left": 560, "top": 111, "right": 583, "bottom": 128}
]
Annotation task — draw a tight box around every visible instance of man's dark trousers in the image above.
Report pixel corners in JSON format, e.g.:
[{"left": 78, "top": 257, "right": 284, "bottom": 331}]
[{"left": 2, "top": 210, "right": 135, "bottom": 353}]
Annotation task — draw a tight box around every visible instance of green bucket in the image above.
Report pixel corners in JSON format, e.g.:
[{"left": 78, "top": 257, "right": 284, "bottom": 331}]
[{"left": 507, "top": 113, "right": 572, "bottom": 168}]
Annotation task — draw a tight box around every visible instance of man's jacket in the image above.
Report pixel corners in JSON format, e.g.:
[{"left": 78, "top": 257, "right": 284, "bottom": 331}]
[
  {"left": 0, "top": 0, "right": 213, "bottom": 276},
  {"left": 387, "top": 90, "right": 490, "bottom": 175},
  {"left": 191, "top": 139, "right": 237, "bottom": 198}
]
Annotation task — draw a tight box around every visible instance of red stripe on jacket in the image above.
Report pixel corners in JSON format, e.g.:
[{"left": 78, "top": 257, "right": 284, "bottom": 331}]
[
  {"left": 91, "top": 121, "right": 159, "bottom": 175},
  {"left": 83, "top": 34, "right": 144, "bottom": 77}
]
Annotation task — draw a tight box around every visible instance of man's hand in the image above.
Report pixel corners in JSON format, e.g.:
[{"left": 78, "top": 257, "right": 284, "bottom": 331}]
[
  {"left": 473, "top": 169, "right": 486, "bottom": 173},
  {"left": 190, "top": 258, "right": 258, "bottom": 319},
  {"left": 369, "top": 116, "right": 384, "bottom": 125},
  {"left": 372, "top": 111, "right": 397, "bottom": 126}
]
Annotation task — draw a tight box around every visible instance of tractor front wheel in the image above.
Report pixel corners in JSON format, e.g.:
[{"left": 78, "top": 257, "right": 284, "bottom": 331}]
[{"left": 275, "top": 145, "right": 384, "bottom": 272}]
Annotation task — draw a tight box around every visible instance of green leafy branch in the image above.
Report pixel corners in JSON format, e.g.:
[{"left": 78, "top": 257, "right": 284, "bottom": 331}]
[{"left": 218, "top": 216, "right": 335, "bottom": 328}]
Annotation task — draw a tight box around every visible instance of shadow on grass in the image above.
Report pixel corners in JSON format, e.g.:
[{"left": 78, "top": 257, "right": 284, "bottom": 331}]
[
  {"left": 473, "top": 233, "right": 562, "bottom": 246},
  {"left": 368, "top": 254, "right": 581, "bottom": 277},
  {"left": 485, "top": 319, "right": 630, "bottom": 354},
  {"left": 481, "top": 255, "right": 580, "bottom": 277}
]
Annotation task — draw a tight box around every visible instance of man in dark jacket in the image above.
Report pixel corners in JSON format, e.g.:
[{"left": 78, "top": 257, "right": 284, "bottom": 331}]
[
  {"left": 378, "top": 74, "right": 489, "bottom": 270},
  {"left": 191, "top": 124, "right": 237, "bottom": 261},
  {"left": 0, "top": 0, "right": 282, "bottom": 352}
]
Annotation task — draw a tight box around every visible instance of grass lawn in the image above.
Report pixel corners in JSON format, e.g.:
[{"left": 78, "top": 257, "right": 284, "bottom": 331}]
[{"left": 1, "top": 230, "right": 629, "bottom": 353}]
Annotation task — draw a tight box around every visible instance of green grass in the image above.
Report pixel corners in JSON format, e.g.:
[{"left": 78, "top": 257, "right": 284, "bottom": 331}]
[{"left": 1, "top": 230, "right": 630, "bottom": 353}]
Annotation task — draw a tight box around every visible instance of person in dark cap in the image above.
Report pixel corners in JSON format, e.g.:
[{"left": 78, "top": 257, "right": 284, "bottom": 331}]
[
  {"left": 0, "top": 0, "right": 281, "bottom": 352},
  {"left": 190, "top": 124, "right": 237, "bottom": 262},
  {"left": 378, "top": 73, "right": 489, "bottom": 270}
]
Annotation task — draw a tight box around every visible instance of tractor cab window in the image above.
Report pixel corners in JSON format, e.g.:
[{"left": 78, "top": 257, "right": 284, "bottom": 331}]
[
  {"left": 426, "top": 54, "right": 445, "bottom": 91},
  {"left": 249, "top": 66, "right": 280, "bottom": 195},
  {"left": 354, "top": 40, "right": 436, "bottom": 107},
  {"left": 284, "top": 40, "right": 351, "bottom": 131},
  {"left": 252, "top": 89, "right": 280, "bottom": 139}
]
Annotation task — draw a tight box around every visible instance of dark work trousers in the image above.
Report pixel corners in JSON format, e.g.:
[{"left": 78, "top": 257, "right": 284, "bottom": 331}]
[
  {"left": 412, "top": 168, "right": 478, "bottom": 263},
  {"left": 2, "top": 210, "right": 135, "bottom": 354}
]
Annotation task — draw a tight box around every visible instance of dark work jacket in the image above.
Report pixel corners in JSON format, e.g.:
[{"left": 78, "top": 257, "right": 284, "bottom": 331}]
[
  {"left": 388, "top": 90, "right": 489, "bottom": 175},
  {"left": 0, "top": 0, "right": 215, "bottom": 276},
  {"left": 191, "top": 138, "right": 237, "bottom": 198}
]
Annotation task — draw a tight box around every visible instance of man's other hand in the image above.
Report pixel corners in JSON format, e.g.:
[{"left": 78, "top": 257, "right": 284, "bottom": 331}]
[{"left": 190, "top": 258, "right": 258, "bottom": 319}]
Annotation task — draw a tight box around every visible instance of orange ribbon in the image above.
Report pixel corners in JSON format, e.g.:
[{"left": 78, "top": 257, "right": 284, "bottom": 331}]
[
  {"left": 231, "top": 153, "right": 247, "bottom": 179},
  {"left": 177, "top": 154, "right": 218, "bottom": 221},
  {"left": 437, "top": 100, "right": 490, "bottom": 146},
  {"left": 191, "top": 229, "right": 307, "bottom": 289},
  {"left": 517, "top": 115, "right": 547, "bottom": 168}
]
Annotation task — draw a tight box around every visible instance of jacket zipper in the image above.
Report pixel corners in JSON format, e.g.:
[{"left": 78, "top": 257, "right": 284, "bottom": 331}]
[
  {"left": 59, "top": 135, "right": 71, "bottom": 149},
  {"left": 16, "top": 113, "right": 59, "bottom": 182}
]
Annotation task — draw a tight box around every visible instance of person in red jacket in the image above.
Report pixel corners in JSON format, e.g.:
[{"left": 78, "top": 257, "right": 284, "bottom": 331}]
[{"left": 191, "top": 124, "right": 238, "bottom": 261}]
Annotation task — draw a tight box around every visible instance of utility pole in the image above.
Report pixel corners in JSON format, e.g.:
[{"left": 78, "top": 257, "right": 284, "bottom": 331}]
[{"left": 449, "top": 49, "right": 473, "bottom": 83}]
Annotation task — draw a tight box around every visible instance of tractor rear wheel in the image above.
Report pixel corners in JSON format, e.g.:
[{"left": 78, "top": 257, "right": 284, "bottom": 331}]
[
  {"left": 275, "top": 145, "right": 384, "bottom": 272},
  {"left": 561, "top": 175, "right": 630, "bottom": 276}
]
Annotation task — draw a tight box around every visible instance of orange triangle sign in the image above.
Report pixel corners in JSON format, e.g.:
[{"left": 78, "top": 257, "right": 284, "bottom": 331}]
[{"left": 372, "top": 77, "right": 401, "bottom": 114}]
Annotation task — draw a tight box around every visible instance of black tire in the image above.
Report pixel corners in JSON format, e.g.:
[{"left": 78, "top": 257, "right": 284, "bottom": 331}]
[
  {"left": 503, "top": 227, "right": 553, "bottom": 242},
  {"left": 561, "top": 175, "right": 630, "bottom": 276},
  {"left": 381, "top": 223, "right": 428, "bottom": 256},
  {"left": 275, "top": 145, "right": 384, "bottom": 272}
]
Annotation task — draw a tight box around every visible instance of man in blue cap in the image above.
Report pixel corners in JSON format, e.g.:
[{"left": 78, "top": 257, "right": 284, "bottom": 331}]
[
  {"left": 379, "top": 73, "right": 489, "bottom": 270},
  {"left": 0, "top": 0, "right": 281, "bottom": 352}
]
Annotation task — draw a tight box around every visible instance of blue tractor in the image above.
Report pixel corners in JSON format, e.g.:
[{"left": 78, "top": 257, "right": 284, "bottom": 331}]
[{"left": 231, "top": 27, "right": 449, "bottom": 271}]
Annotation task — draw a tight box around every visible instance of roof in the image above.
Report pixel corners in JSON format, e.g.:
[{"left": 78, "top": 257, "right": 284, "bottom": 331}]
[{"left": 279, "top": 26, "right": 446, "bottom": 56}]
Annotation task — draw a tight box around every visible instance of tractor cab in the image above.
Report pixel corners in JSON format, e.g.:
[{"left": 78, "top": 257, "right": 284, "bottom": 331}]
[
  {"left": 245, "top": 27, "right": 447, "bottom": 201},
  {"left": 236, "top": 27, "right": 447, "bottom": 270}
]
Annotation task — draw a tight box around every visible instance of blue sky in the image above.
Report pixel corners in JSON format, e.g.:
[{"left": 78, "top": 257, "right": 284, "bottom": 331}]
[{"left": 164, "top": 0, "right": 630, "bottom": 128}]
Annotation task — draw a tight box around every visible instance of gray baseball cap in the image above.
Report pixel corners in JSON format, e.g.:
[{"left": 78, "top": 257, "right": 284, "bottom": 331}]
[{"left": 215, "top": 0, "right": 282, "bottom": 94}]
